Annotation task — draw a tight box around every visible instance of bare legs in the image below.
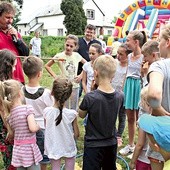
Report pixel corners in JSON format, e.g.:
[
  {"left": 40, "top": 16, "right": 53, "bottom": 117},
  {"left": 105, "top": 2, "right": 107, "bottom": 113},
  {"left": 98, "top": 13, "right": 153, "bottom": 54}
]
[{"left": 126, "top": 109, "right": 138, "bottom": 146}]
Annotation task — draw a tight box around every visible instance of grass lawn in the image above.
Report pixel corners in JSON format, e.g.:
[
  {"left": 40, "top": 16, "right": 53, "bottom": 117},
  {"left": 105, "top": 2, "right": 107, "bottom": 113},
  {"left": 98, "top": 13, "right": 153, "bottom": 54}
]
[{"left": 0, "top": 60, "right": 132, "bottom": 169}]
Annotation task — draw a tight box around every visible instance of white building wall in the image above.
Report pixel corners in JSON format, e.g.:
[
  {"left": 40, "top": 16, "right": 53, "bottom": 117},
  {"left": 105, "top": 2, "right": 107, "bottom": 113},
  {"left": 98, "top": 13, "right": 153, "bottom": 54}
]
[
  {"left": 38, "top": 15, "right": 66, "bottom": 36},
  {"left": 84, "top": 0, "right": 104, "bottom": 26}
]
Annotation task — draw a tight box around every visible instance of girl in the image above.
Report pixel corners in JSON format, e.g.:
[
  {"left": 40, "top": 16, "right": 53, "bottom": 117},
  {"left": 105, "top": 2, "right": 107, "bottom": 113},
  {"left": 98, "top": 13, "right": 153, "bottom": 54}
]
[
  {"left": 111, "top": 43, "right": 131, "bottom": 147},
  {"left": 119, "top": 30, "right": 147, "bottom": 156},
  {"left": 0, "top": 49, "right": 16, "bottom": 170},
  {"left": 0, "top": 79, "right": 42, "bottom": 169},
  {"left": 43, "top": 78, "right": 79, "bottom": 170},
  {"left": 45, "top": 34, "right": 86, "bottom": 110},
  {"left": 82, "top": 43, "right": 103, "bottom": 94}
]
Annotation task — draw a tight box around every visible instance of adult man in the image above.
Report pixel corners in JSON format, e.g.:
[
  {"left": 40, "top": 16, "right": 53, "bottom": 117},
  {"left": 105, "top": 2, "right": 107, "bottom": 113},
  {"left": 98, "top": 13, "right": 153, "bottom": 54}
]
[
  {"left": 0, "top": 2, "right": 29, "bottom": 84},
  {"left": 77, "top": 24, "right": 101, "bottom": 96},
  {"left": 30, "top": 31, "right": 42, "bottom": 57}
]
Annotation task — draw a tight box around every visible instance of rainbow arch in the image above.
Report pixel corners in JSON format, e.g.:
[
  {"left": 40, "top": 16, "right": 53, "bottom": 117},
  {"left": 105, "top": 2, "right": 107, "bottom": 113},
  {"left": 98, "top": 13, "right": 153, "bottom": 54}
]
[{"left": 114, "top": 0, "right": 170, "bottom": 38}]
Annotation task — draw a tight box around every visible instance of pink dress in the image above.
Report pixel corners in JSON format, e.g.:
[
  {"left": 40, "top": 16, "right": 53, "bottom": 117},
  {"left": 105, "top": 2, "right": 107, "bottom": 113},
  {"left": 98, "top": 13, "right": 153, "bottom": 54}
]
[{"left": 8, "top": 105, "right": 42, "bottom": 167}]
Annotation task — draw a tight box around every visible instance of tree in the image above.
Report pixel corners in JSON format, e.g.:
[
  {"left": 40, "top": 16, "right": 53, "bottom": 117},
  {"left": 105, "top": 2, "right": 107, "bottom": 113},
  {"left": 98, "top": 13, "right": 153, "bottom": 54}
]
[{"left": 60, "top": 0, "right": 87, "bottom": 35}]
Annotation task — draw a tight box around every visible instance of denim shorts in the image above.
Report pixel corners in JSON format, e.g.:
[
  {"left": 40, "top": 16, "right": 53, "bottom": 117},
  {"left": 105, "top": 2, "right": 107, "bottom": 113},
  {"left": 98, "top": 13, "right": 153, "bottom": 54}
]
[{"left": 36, "top": 129, "right": 50, "bottom": 164}]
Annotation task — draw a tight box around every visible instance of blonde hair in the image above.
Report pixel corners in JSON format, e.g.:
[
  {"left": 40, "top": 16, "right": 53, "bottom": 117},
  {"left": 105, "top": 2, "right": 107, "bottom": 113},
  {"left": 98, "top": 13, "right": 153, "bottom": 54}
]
[
  {"left": 0, "top": 79, "right": 21, "bottom": 119},
  {"left": 160, "top": 24, "right": 170, "bottom": 40},
  {"left": 140, "top": 86, "right": 152, "bottom": 114},
  {"left": 142, "top": 40, "right": 159, "bottom": 55},
  {"left": 93, "top": 55, "right": 117, "bottom": 79}
]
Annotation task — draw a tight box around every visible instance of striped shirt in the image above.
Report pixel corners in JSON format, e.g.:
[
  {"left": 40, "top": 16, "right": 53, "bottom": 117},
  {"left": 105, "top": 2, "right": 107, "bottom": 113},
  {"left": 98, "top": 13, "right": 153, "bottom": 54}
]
[{"left": 8, "top": 105, "right": 42, "bottom": 167}]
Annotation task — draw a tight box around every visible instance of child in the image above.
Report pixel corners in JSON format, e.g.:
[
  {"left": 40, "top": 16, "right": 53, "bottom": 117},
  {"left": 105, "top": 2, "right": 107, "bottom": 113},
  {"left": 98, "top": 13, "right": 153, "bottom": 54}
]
[
  {"left": 129, "top": 86, "right": 152, "bottom": 170},
  {"left": 22, "top": 56, "right": 54, "bottom": 170},
  {"left": 119, "top": 30, "right": 147, "bottom": 156},
  {"left": 82, "top": 43, "right": 103, "bottom": 94},
  {"left": 43, "top": 78, "right": 79, "bottom": 170},
  {"left": 145, "top": 24, "right": 170, "bottom": 170},
  {"left": 45, "top": 34, "right": 86, "bottom": 110},
  {"left": 111, "top": 43, "right": 131, "bottom": 147},
  {"left": 0, "top": 79, "right": 42, "bottom": 169},
  {"left": 0, "top": 49, "right": 16, "bottom": 170},
  {"left": 141, "top": 40, "right": 160, "bottom": 87},
  {"left": 79, "top": 55, "right": 124, "bottom": 170}
]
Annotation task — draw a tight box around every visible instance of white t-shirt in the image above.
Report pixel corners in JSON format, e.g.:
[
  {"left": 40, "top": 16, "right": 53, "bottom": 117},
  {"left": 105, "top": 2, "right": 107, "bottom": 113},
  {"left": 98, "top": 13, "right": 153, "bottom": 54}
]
[
  {"left": 30, "top": 37, "right": 41, "bottom": 56},
  {"left": 111, "top": 60, "right": 127, "bottom": 91},
  {"left": 24, "top": 86, "right": 54, "bottom": 129},
  {"left": 82, "top": 61, "right": 94, "bottom": 93},
  {"left": 53, "top": 51, "right": 83, "bottom": 88},
  {"left": 43, "top": 107, "right": 77, "bottom": 159}
]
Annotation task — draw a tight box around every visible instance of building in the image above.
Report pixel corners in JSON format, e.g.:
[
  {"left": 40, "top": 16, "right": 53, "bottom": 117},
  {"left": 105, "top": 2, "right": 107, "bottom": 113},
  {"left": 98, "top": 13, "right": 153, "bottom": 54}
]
[{"left": 17, "top": 0, "right": 114, "bottom": 36}]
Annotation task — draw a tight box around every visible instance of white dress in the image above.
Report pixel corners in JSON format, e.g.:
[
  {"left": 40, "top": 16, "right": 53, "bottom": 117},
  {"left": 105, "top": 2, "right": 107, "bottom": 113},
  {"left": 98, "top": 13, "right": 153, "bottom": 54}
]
[{"left": 43, "top": 107, "right": 77, "bottom": 160}]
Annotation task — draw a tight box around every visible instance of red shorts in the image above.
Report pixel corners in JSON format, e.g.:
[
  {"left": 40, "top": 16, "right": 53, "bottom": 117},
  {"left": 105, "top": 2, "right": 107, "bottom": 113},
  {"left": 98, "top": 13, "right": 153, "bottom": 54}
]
[{"left": 136, "top": 160, "right": 151, "bottom": 170}]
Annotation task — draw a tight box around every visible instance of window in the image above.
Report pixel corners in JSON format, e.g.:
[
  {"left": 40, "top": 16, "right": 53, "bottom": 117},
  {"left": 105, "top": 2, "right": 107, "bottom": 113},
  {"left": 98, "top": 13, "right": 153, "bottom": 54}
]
[
  {"left": 24, "top": 31, "right": 27, "bottom": 35},
  {"left": 58, "top": 29, "right": 63, "bottom": 36},
  {"left": 43, "top": 29, "right": 48, "bottom": 36},
  {"left": 19, "top": 29, "right": 21, "bottom": 33},
  {"left": 86, "top": 9, "right": 95, "bottom": 20},
  {"left": 108, "top": 30, "right": 112, "bottom": 35}
]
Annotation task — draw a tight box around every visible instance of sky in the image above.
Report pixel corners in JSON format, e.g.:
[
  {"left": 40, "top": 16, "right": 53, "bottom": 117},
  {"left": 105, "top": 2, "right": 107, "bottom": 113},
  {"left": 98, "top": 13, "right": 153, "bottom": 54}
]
[{"left": 21, "top": 0, "right": 135, "bottom": 19}]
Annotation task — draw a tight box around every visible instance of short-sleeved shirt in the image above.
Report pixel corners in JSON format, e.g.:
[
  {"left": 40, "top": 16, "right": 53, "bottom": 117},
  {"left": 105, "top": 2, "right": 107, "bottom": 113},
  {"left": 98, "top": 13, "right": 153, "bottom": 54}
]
[
  {"left": 111, "top": 60, "right": 127, "bottom": 91},
  {"left": 147, "top": 59, "right": 170, "bottom": 112},
  {"left": 0, "top": 31, "right": 25, "bottom": 83},
  {"left": 8, "top": 105, "right": 42, "bottom": 167},
  {"left": 30, "top": 37, "right": 41, "bottom": 56},
  {"left": 53, "top": 51, "right": 83, "bottom": 88},
  {"left": 79, "top": 89, "right": 124, "bottom": 147},
  {"left": 24, "top": 86, "right": 54, "bottom": 129},
  {"left": 82, "top": 62, "right": 94, "bottom": 93},
  {"left": 43, "top": 107, "right": 77, "bottom": 159}
]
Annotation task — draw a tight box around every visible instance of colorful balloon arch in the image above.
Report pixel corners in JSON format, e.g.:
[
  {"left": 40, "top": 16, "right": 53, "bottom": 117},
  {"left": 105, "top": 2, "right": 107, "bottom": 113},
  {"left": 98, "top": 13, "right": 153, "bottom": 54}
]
[{"left": 114, "top": 0, "right": 170, "bottom": 38}]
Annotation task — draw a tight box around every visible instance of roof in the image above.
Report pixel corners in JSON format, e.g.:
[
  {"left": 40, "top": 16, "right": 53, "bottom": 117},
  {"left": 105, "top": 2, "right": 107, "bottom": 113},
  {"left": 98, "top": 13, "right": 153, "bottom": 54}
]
[
  {"left": 29, "top": 23, "right": 43, "bottom": 32},
  {"left": 17, "top": 0, "right": 105, "bottom": 25}
]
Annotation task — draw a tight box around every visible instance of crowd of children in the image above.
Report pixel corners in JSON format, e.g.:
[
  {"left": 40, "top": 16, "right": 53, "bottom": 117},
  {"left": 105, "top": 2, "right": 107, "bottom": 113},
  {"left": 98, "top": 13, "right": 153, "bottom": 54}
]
[{"left": 0, "top": 22, "right": 170, "bottom": 170}]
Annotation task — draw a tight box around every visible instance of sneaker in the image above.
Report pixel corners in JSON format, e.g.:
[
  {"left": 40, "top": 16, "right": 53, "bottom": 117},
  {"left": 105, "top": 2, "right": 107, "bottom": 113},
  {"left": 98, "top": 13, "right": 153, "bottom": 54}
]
[
  {"left": 119, "top": 144, "right": 135, "bottom": 155},
  {"left": 127, "top": 153, "right": 133, "bottom": 159}
]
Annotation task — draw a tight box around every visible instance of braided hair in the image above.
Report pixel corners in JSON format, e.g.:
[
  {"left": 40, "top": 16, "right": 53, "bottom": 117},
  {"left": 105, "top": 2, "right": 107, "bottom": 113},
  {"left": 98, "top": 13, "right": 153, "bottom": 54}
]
[{"left": 52, "top": 78, "right": 73, "bottom": 126}]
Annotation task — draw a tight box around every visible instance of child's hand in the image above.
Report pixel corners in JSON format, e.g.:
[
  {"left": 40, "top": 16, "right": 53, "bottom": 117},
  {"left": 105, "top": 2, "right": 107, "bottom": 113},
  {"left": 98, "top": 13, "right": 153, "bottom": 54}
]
[
  {"left": 129, "top": 161, "right": 135, "bottom": 170},
  {"left": 74, "top": 75, "right": 82, "bottom": 83},
  {"left": 141, "top": 61, "right": 149, "bottom": 77},
  {"left": 91, "top": 80, "right": 98, "bottom": 91},
  {"left": 6, "top": 132, "right": 14, "bottom": 143}
]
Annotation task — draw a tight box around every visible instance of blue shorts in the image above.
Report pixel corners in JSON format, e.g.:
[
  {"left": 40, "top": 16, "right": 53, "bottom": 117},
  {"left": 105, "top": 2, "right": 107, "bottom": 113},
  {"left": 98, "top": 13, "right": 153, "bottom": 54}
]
[{"left": 36, "top": 129, "right": 50, "bottom": 164}]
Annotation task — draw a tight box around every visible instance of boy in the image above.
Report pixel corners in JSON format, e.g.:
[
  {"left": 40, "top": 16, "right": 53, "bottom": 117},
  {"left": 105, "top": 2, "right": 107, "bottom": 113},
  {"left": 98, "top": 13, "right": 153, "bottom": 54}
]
[
  {"left": 79, "top": 55, "right": 124, "bottom": 170},
  {"left": 22, "top": 56, "right": 54, "bottom": 170}
]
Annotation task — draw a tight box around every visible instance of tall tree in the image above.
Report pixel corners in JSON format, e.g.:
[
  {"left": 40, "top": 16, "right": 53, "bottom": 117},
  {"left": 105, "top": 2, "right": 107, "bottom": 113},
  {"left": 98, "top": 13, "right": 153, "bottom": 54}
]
[{"left": 60, "top": 0, "right": 87, "bottom": 35}]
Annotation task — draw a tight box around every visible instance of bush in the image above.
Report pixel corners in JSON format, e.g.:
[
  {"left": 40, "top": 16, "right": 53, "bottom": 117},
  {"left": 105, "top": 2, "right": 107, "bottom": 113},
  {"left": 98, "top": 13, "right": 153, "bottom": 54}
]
[
  {"left": 22, "top": 36, "right": 65, "bottom": 57},
  {"left": 22, "top": 35, "right": 110, "bottom": 57}
]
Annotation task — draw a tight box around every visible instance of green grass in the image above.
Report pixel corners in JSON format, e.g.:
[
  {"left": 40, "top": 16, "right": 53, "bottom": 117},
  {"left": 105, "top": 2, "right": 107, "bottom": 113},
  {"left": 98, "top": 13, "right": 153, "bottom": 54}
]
[{"left": 0, "top": 62, "right": 131, "bottom": 169}]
